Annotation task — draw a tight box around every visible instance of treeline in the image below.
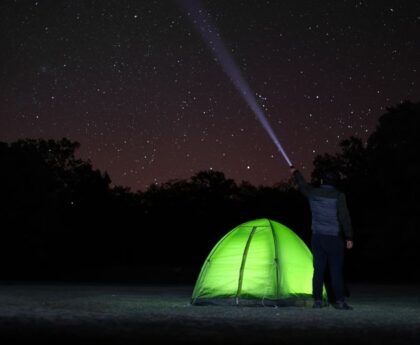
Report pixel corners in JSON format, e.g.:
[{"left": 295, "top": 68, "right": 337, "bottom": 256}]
[
  {"left": 0, "top": 138, "right": 307, "bottom": 282},
  {"left": 312, "top": 100, "right": 420, "bottom": 282},
  {"left": 0, "top": 101, "right": 419, "bottom": 283}
]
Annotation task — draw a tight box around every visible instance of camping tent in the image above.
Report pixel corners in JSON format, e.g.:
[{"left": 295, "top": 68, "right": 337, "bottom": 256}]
[{"left": 192, "top": 218, "right": 319, "bottom": 306}]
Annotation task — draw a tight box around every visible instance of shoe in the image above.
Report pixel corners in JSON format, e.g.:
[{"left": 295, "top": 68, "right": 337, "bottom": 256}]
[
  {"left": 312, "top": 300, "right": 323, "bottom": 309},
  {"left": 334, "top": 301, "right": 353, "bottom": 310}
]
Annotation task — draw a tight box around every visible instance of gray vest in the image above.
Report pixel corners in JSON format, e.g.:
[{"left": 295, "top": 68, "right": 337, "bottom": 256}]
[{"left": 308, "top": 191, "right": 340, "bottom": 236}]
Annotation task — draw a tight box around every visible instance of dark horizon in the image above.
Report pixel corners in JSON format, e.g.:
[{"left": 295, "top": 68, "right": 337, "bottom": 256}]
[{"left": 1, "top": 100, "right": 419, "bottom": 285}]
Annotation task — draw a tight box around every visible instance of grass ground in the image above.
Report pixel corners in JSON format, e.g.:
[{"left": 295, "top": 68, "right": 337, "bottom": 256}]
[{"left": 0, "top": 283, "right": 419, "bottom": 344}]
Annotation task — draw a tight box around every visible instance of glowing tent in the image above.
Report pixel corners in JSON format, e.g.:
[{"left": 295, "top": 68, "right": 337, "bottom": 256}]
[{"left": 192, "top": 218, "right": 317, "bottom": 306}]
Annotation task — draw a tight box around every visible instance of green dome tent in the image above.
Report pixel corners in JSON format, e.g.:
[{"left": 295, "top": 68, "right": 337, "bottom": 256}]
[{"left": 192, "top": 218, "right": 318, "bottom": 306}]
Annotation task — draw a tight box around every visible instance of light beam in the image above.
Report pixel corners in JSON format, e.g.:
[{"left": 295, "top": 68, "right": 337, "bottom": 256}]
[{"left": 178, "top": 0, "right": 293, "bottom": 167}]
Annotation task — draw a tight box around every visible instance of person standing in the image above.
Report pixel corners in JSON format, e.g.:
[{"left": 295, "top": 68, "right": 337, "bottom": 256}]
[{"left": 290, "top": 166, "right": 354, "bottom": 310}]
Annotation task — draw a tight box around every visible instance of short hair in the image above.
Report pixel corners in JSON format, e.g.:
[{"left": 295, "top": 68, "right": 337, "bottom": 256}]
[{"left": 321, "top": 171, "right": 340, "bottom": 185}]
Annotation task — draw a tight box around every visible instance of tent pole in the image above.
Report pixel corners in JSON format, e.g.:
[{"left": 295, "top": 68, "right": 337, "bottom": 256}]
[
  {"left": 235, "top": 226, "right": 257, "bottom": 305},
  {"left": 269, "top": 220, "right": 281, "bottom": 299}
]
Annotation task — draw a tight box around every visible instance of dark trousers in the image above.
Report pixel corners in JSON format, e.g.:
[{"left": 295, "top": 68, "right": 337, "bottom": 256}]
[{"left": 311, "top": 234, "right": 345, "bottom": 302}]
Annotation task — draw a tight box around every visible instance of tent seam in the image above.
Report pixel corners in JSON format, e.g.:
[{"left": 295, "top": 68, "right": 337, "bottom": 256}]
[
  {"left": 269, "top": 219, "right": 281, "bottom": 299},
  {"left": 235, "top": 226, "right": 257, "bottom": 305}
]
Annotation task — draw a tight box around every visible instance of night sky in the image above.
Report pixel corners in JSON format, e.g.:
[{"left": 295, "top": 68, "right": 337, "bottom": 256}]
[{"left": 1, "top": 1, "right": 419, "bottom": 190}]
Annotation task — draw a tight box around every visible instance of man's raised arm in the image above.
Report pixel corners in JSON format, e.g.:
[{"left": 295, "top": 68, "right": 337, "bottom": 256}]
[{"left": 290, "top": 166, "right": 311, "bottom": 197}]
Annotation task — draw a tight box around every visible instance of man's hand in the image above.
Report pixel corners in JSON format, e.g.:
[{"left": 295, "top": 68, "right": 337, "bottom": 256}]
[
  {"left": 346, "top": 240, "right": 353, "bottom": 249},
  {"left": 290, "top": 165, "right": 297, "bottom": 174}
]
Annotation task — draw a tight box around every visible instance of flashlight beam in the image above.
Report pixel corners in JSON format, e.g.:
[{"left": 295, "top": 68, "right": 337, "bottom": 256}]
[{"left": 178, "top": 0, "right": 293, "bottom": 167}]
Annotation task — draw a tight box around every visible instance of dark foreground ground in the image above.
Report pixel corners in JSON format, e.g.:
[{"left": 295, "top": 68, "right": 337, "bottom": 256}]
[{"left": 0, "top": 283, "right": 419, "bottom": 345}]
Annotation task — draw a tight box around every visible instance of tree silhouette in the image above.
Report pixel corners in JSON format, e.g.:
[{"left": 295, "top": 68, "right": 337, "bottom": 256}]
[
  {"left": 312, "top": 101, "right": 420, "bottom": 281},
  {"left": 0, "top": 138, "right": 112, "bottom": 279},
  {"left": 2, "top": 102, "right": 419, "bottom": 283}
]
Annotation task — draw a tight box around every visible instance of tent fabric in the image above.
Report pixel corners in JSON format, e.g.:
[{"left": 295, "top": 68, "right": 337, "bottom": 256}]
[{"left": 191, "top": 218, "right": 319, "bottom": 306}]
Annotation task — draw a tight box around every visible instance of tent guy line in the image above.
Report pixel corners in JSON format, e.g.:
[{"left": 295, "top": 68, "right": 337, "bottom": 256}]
[{"left": 178, "top": 0, "right": 293, "bottom": 167}]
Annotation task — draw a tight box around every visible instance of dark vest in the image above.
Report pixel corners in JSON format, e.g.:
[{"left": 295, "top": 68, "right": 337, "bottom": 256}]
[{"left": 308, "top": 185, "right": 341, "bottom": 236}]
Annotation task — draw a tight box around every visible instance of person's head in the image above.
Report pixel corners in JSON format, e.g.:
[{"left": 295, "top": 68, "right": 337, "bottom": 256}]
[{"left": 321, "top": 170, "right": 340, "bottom": 186}]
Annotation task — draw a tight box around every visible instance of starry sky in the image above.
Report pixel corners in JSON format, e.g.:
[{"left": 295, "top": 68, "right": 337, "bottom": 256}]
[{"left": 1, "top": 0, "right": 419, "bottom": 190}]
